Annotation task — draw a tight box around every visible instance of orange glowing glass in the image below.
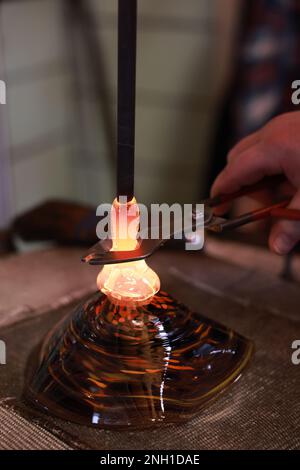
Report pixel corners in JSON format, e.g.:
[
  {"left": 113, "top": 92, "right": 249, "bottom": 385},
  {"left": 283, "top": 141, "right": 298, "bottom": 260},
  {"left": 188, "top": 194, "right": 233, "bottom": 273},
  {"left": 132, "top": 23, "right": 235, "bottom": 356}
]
[{"left": 97, "top": 197, "right": 160, "bottom": 305}]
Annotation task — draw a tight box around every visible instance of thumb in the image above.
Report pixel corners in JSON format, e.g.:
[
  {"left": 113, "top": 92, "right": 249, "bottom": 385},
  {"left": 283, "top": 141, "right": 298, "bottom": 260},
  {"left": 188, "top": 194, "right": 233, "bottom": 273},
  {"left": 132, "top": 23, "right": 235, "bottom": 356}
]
[{"left": 269, "top": 189, "right": 300, "bottom": 255}]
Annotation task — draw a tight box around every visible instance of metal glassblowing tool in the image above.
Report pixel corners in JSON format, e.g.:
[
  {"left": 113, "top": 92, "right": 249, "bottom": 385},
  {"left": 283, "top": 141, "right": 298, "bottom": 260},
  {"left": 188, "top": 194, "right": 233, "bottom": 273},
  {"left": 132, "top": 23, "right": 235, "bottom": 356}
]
[
  {"left": 117, "top": 0, "right": 136, "bottom": 202},
  {"left": 25, "top": 0, "right": 253, "bottom": 429},
  {"left": 83, "top": 174, "right": 300, "bottom": 265}
]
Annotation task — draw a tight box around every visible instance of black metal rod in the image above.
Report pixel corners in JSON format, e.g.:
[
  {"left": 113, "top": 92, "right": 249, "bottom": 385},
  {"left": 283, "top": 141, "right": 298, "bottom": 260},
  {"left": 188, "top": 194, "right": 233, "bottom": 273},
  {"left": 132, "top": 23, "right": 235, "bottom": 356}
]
[{"left": 117, "top": 0, "right": 137, "bottom": 200}]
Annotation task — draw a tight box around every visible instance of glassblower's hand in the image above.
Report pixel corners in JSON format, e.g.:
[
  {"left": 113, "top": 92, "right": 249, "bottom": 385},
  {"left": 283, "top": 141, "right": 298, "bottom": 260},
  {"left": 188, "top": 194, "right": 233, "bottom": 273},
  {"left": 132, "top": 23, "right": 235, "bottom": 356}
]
[{"left": 211, "top": 112, "right": 300, "bottom": 255}]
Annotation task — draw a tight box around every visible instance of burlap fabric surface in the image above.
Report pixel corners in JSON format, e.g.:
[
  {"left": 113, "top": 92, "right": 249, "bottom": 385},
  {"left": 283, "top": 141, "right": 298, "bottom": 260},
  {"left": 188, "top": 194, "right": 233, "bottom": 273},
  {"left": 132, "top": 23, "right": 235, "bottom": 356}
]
[{"left": 0, "top": 247, "right": 299, "bottom": 449}]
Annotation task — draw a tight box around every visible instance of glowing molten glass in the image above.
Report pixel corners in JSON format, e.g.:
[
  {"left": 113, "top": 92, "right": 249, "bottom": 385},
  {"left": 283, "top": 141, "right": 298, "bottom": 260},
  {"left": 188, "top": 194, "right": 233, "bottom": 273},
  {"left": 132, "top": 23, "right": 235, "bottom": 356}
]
[{"left": 97, "top": 197, "right": 160, "bottom": 305}]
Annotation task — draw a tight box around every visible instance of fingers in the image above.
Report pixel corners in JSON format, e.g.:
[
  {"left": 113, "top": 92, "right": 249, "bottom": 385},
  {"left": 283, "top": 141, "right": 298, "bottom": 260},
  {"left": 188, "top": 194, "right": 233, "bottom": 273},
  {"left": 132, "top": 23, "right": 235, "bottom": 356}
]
[
  {"left": 269, "top": 189, "right": 300, "bottom": 255},
  {"left": 211, "top": 143, "right": 282, "bottom": 198},
  {"left": 211, "top": 132, "right": 260, "bottom": 199},
  {"left": 210, "top": 113, "right": 300, "bottom": 252},
  {"left": 211, "top": 144, "right": 259, "bottom": 215},
  {"left": 211, "top": 133, "right": 283, "bottom": 215},
  {"left": 227, "top": 130, "right": 261, "bottom": 163}
]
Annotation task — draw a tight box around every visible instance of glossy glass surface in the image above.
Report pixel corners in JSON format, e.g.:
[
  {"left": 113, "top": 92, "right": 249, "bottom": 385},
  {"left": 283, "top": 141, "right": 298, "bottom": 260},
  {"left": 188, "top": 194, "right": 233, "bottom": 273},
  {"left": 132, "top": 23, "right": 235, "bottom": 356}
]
[{"left": 25, "top": 291, "right": 253, "bottom": 429}]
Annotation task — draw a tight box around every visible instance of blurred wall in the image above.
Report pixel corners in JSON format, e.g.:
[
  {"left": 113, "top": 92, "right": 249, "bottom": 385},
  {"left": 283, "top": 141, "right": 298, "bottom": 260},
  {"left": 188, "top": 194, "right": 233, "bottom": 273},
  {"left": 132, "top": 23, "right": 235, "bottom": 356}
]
[
  {"left": 0, "top": 0, "right": 239, "bottom": 223},
  {"left": 76, "top": 0, "right": 220, "bottom": 206},
  {"left": 0, "top": 0, "right": 74, "bottom": 222}
]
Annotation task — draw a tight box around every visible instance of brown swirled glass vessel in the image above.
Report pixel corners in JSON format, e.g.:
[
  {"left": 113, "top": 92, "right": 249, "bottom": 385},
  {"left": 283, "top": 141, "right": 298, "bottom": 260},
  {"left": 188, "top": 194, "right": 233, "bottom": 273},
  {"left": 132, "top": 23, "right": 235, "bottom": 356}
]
[{"left": 25, "top": 290, "right": 253, "bottom": 428}]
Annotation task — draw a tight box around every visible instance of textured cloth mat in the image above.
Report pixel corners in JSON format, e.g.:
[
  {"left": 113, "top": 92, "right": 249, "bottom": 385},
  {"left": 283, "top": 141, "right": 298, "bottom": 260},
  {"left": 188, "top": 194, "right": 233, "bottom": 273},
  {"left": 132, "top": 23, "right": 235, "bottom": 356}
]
[
  {"left": 0, "top": 282, "right": 299, "bottom": 450},
  {"left": 0, "top": 403, "right": 71, "bottom": 450},
  {"left": 0, "top": 248, "right": 299, "bottom": 450}
]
